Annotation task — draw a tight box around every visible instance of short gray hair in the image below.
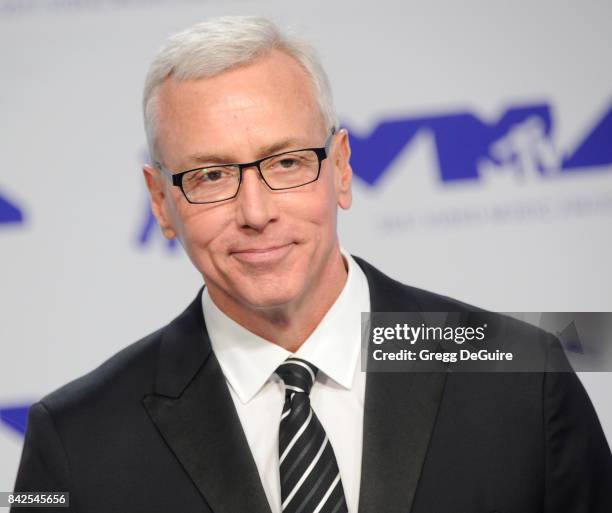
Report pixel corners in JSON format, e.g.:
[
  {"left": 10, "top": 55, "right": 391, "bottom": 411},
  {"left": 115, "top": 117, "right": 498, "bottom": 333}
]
[{"left": 143, "top": 16, "right": 338, "bottom": 162}]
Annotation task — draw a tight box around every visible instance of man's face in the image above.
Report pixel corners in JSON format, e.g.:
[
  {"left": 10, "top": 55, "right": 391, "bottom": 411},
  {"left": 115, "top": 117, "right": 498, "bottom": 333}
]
[{"left": 144, "top": 49, "right": 353, "bottom": 313}]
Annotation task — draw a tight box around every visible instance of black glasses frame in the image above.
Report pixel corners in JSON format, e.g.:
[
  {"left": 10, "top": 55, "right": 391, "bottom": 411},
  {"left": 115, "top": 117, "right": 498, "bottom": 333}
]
[{"left": 156, "top": 128, "right": 336, "bottom": 204}]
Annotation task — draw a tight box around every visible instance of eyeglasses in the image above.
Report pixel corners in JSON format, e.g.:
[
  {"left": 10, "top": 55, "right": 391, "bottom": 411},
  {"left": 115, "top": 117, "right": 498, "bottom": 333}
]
[{"left": 156, "top": 128, "right": 336, "bottom": 204}]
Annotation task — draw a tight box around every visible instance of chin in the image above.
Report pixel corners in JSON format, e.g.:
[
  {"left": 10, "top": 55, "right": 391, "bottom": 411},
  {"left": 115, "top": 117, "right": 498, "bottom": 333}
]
[{"left": 236, "top": 277, "right": 303, "bottom": 310}]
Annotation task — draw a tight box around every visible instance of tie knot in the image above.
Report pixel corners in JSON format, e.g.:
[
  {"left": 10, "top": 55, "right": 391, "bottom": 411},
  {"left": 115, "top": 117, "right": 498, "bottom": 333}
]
[{"left": 275, "top": 357, "right": 318, "bottom": 396}]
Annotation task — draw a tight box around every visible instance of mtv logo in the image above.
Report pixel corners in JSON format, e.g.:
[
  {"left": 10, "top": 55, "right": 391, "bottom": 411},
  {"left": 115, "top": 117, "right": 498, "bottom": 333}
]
[{"left": 347, "top": 102, "right": 612, "bottom": 185}]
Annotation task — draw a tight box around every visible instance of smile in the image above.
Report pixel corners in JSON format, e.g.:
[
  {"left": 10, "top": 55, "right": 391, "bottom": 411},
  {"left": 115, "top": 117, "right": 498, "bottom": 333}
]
[{"left": 230, "top": 242, "right": 296, "bottom": 265}]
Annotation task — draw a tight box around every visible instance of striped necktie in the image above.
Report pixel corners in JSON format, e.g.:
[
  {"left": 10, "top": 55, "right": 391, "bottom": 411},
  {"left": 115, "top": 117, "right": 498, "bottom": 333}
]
[{"left": 275, "top": 357, "right": 348, "bottom": 513}]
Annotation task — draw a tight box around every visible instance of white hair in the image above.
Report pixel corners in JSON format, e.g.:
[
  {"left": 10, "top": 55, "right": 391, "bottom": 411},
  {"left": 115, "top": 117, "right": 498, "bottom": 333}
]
[{"left": 143, "top": 16, "right": 338, "bottom": 163}]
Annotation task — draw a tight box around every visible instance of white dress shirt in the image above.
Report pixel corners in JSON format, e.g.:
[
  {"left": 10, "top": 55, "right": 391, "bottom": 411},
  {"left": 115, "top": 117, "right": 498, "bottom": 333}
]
[{"left": 202, "top": 249, "right": 370, "bottom": 513}]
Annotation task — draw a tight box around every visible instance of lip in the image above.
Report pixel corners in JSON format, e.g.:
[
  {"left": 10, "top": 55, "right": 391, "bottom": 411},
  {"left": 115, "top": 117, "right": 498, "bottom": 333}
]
[{"left": 230, "top": 242, "right": 296, "bottom": 265}]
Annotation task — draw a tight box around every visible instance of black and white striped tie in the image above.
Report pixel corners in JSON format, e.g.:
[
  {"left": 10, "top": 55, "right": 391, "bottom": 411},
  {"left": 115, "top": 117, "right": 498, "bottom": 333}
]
[{"left": 275, "top": 357, "right": 348, "bottom": 513}]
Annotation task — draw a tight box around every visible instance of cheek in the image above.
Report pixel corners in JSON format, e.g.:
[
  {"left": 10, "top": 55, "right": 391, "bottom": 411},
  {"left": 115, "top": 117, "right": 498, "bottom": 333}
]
[
  {"left": 278, "top": 197, "right": 332, "bottom": 245},
  {"left": 175, "top": 205, "right": 232, "bottom": 260},
  {"left": 281, "top": 183, "right": 339, "bottom": 248},
  {"left": 290, "top": 172, "right": 338, "bottom": 220}
]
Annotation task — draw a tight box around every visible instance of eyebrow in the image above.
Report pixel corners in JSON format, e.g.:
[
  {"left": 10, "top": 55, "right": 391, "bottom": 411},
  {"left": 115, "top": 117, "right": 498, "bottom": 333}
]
[{"left": 182, "top": 137, "right": 310, "bottom": 169}]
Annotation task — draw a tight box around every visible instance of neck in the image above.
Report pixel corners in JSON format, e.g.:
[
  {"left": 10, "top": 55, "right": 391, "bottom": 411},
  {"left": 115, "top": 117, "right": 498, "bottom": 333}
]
[{"left": 207, "top": 247, "right": 348, "bottom": 352}]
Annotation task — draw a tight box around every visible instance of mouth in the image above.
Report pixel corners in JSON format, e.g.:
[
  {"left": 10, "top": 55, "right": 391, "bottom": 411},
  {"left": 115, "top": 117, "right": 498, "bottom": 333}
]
[{"left": 230, "top": 242, "right": 296, "bottom": 265}]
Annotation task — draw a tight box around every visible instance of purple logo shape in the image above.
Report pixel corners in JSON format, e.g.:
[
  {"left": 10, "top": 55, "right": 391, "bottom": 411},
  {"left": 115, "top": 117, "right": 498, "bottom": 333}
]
[
  {"left": 0, "top": 192, "right": 24, "bottom": 225},
  {"left": 347, "top": 101, "right": 612, "bottom": 185},
  {"left": 0, "top": 404, "right": 30, "bottom": 437}
]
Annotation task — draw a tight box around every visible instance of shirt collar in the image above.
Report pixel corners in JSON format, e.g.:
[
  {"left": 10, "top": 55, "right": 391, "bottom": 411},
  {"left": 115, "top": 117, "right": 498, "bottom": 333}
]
[{"left": 202, "top": 247, "right": 370, "bottom": 404}]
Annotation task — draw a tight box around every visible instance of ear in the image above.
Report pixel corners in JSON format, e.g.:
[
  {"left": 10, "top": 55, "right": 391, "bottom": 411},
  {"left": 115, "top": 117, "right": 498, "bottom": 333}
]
[
  {"left": 143, "top": 164, "right": 177, "bottom": 240},
  {"left": 333, "top": 128, "right": 353, "bottom": 210}
]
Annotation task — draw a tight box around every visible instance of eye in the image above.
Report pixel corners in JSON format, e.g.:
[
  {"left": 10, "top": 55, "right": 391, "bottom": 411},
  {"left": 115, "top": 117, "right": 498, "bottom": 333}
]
[
  {"left": 278, "top": 158, "right": 299, "bottom": 169},
  {"left": 197, "top": 167, "right": 235, "bottom": 182},
  {"left": 266, "top": 155, "right": 306, "bottom": 172},
  {"left": 202, "top": 169, "right": 224, "bottom": 181}
]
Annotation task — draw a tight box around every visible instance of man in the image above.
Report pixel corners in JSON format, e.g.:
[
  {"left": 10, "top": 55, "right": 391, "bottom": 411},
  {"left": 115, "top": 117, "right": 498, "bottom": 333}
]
[{"left": 13, "top": 16, "right": 612, "bottom": 513}]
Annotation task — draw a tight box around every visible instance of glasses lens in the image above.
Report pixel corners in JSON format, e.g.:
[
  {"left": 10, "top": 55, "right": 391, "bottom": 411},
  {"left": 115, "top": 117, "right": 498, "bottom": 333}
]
[
  {"left": 182, "top": 166, "right": 240, "bottom": 203},
  {"left": 260, "top": 150, "right": 320, "bottom": 189}
]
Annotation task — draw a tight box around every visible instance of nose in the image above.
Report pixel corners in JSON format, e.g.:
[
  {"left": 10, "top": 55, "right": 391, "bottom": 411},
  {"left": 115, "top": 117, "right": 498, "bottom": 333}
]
[{"left": 234, "top": 165, "right": 279, "bottom": 231}]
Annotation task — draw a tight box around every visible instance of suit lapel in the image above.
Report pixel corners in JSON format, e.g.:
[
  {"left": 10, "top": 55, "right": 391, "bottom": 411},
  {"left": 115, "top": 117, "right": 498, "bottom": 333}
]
[
  {"left": 354, "top": 257, "right": 448, "bottom": 513},
  {"left": 142, "top": 290, "right": 272, "bottom": 513}
]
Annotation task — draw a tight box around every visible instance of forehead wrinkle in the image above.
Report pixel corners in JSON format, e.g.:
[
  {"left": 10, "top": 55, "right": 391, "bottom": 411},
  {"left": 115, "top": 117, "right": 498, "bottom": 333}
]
[
  {"left": 183, "top": 136, "right": 314, "bottom": 168},
  {"left": 178, "top": 101, "right": 320, "bottom": 169}
]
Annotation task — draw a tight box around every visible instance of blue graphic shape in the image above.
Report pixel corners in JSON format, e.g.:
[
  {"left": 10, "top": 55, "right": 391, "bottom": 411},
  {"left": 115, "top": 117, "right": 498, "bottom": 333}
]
[
  {"left": 138, "top": 204, "right": 178, "bottom": 250},
  {"left": 562, "top": 104, "right": 612, "bottom": 171},
  {"left": 0, "top": 193, "right": 24, "bottom": 224},
  {"left": 347, "top": 120, "right": 422, "bottom": 186},
  {"left": 347, "top": 104, "right": 552, "bottom": 185},
  {"left": 0, "top": 404, "right": 30, "bottom": 436}
]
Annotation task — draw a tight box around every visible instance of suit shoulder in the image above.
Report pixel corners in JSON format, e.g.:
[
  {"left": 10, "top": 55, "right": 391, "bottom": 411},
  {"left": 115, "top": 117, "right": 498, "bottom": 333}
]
[
  {"left": 398, "top": 281, "right": 555, "bottom": 355},
  {"left": 353, "top": 254, "right": 558, "bottom": 354},
  {"left": 353, "top": 253, "right": 482, "bottom": 312},
  {"left": 39, "top": 327, "right": 163, "bottom": 416},
  {"left": 398, "top": 281, "right": 479, "bottom": 312}
]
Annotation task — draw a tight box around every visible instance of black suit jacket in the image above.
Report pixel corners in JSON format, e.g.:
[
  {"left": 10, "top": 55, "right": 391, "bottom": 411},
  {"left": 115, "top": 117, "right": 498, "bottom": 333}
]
[{"left": 13, "top": 256, "right": 612, "bottom": 512}]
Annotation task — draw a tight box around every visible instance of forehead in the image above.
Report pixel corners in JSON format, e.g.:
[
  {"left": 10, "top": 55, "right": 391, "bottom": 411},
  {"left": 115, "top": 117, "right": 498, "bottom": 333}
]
[{"left": 155, "top": 50, "right": 326, "bottom": 165}]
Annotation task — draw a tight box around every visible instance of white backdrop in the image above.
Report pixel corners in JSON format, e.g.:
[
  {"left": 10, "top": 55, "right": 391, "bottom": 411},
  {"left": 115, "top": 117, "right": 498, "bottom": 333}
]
[{"left": 1, "top": 0, "right": 611, "bottom": 492}]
